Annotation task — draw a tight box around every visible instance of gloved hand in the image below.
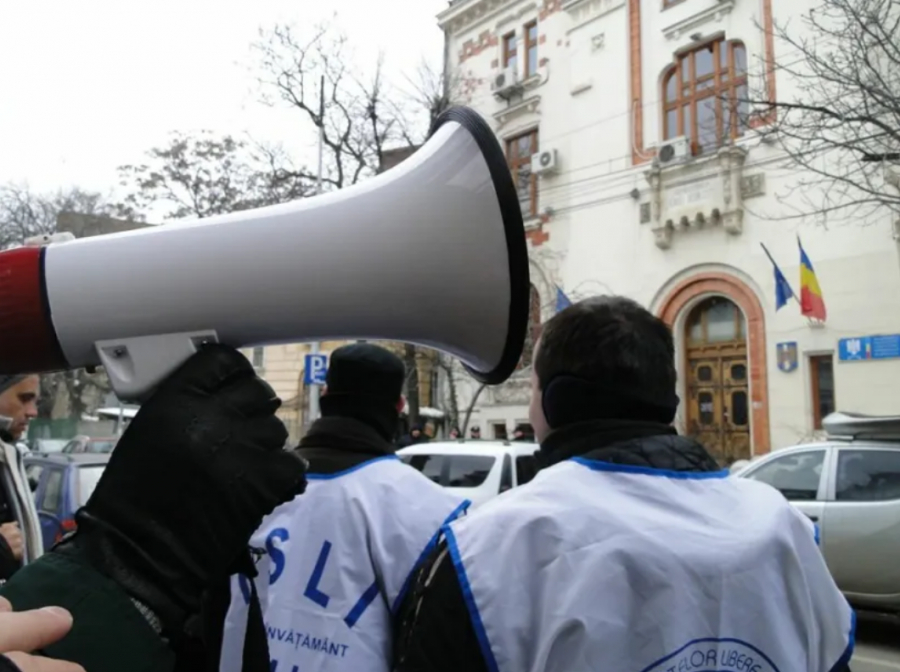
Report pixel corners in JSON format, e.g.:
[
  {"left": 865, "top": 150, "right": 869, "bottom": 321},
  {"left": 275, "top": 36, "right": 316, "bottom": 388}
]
[{"left": 54, "top": 344, "right": 307, "bottom": 641}]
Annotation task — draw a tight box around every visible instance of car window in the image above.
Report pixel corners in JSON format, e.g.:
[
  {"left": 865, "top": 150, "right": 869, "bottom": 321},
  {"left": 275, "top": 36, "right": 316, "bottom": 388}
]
[
  {"left": 61, "top": 441, "right": 79, "bottom": 454},
  {"left": 25, "top": 463, "right": 44, "bottom": 484},
  {"left": 446, "top": 455, "right": 495, "bottom": 488},
  {"left": 836, "top": 450, "right": 900, "bottom": 502},
  {"left": 41, "top": 469, "right": 65, "bottom": 514},
  {"left": 77, "top": 466, "right": 106, "bottom": 507},
  {"left": 400, "top": 455, "right": 444, "bottom": 484},
  {"left": 516, "top": 454, "right": 538, "bottom": 485},
  {"left": 86, "top": 441, "right": 116, "bottom": 454},
  {"left": 499, "top": 454, "right": 513, "bottom": 491},
  {"left": 744, "top": 449, "right": 825, "bottom": 501}
]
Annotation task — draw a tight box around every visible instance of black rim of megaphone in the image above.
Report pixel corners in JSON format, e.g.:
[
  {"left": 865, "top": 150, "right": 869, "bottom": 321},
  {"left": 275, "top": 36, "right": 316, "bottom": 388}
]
[{"left": 429, "top": 106, "right": 530, "bottom": 386}]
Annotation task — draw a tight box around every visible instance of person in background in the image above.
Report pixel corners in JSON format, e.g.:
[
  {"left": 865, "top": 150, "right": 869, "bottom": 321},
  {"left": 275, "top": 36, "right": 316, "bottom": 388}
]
[
  {"left": 0, "top": 376, "right": 43, "bottom": 581},
  {"left": 397, "top": 424, "right": 425, "bottom": 448},
  {"left": 217, "top": 344, "right": 468, "bottom": 672},
  {"left": 1, "top": 345, "right": 307, "bottom": 672},
  {"left": 511, "top": 424, "right": 534, "bottom": 442},
  {"left": 468, "top": 426, "right": 481, "bottom": 440},
  {"left": 393, "top": 297, "right": 854, "bottom": 672},
  {"left": 448, "top": 427, "right": 461, "bottom": 440}
]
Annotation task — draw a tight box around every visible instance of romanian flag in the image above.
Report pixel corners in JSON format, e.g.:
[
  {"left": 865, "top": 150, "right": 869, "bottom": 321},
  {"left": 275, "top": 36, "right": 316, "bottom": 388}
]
[{"left": 799, "top": 238, "right": 827, "bottom": 321}]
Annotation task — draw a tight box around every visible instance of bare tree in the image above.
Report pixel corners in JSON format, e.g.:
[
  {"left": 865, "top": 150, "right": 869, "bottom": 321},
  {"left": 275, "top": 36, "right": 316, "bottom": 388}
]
[
  {"left": 0, "top": 184, "right": 131, "bottom": 249},
  {"left": 117, "top": 131, "right": 311, "bottom": 220},
  {"left": 749, "top": 0, "right": 900, "bottom": 224},
  {"left": 252, "top": 23, "right": 412, "bottom": 190}
]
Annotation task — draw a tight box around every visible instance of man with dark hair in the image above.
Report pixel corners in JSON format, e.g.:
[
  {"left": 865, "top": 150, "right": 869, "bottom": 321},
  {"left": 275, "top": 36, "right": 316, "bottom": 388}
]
[
  {"left": 393, "top": 297, "right": 854, "bottom": 672},
  {"left": 0, "top": 375, "right": 43, "bottom": 580},
  {"left": 218, "top": 343, "right": 468, "bottom": 672}
]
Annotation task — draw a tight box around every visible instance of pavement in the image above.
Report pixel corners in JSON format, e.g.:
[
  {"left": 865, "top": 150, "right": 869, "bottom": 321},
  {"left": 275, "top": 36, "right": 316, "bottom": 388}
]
[{"left": 852, "top": 613, "right": 900, "bottom": 672}]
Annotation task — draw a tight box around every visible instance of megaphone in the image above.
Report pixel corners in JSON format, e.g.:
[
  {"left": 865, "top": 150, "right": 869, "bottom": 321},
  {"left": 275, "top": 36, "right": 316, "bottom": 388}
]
[{"left": 0, "top": 107, "right": 530, "bottom": 401}]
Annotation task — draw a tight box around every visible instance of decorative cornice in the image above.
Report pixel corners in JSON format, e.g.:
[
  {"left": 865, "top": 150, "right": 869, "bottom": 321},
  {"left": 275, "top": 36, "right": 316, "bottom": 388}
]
[
  {"left": 438, "top": 0, "right": 523, "bottom": 33},
  {"left": 662, "top": 0, "right": 736, "bottom": 41}
]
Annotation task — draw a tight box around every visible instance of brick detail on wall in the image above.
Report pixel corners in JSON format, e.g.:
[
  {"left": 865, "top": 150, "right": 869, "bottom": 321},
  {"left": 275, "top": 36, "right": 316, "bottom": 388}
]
[
  {"left": 526, "top": 226, "right": 550, "bottom": 247},
  {"left": 539, "top": 0, "right": 562, "bottom": 20},
  {"left": 460, "top": 30, "right": 499, "bottom": 63},
  {"left": 657, "top": 272, "right": 771, "bottom": 456},
  {"left": 539, "top": 34, "right": 547, "bottom": 45}
]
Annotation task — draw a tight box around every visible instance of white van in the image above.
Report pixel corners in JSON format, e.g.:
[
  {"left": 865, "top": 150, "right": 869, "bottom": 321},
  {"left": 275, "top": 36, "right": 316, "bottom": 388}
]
[{"left": 397, "top": 440, "right": 540, "bottom": 508}]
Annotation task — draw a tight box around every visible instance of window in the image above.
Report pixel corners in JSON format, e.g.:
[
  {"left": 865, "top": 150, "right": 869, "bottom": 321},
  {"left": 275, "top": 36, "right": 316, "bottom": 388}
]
[
  {"left": 836, "top": 450, "right": 900, "bottom": 502},
  {"left": 686, "top": 297, "right": 745, "bottom": 344},
  {"left": 401, "top": 454, "right": 444, "bottom": 484},
  {"left": 446, "top": 455, "right": 496, "bottom": 487},
  {"left": 252, "top": 347, "right": 265, "bottom": 369},
  {"left": 516, "top": 454, "right": 539, "bottom": 486},
  {"left": 503, "top": 32, "right": 518, "bottom": 70},
  {"left": 86, "top": 440, "right": 116, "bottom": 454},
  {"left": 506, "top": 129, "right": 538, "bottom": 217},
  {"left": 810, "top": 355, "right": 835, "bottom": 430},
  {"left": 525, "top": 22, "right": 538, "bottom": 77},
  {"left": 492, "top": 422, "right": 508, "bottom": 440},
  {"left": 662, "top": 38, "right": 748, "bottom": 154},
  {"left": 744, "top": 449, "right": 825, "bottom": 501},
  {"left": 41, "top": 469, "right": 64, "bottom": 514},
  {"left": 25, "top": 464, "right": 43, "bottom": 491},
  {"left": 77, "top": 466, "right": 106, "bottom": 507}
]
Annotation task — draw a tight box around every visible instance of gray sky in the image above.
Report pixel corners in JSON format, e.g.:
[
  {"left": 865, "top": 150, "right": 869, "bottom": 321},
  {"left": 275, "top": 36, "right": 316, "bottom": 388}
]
[{"left": 0, "top": 0, "right": 447, "bottom": 195}]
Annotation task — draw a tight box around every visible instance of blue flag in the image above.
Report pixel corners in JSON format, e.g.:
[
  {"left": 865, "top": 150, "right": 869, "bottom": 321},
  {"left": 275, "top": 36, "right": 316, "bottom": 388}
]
[
  {"left": 556, "top": 287, "right": 572, "bottom": 312},
  {"left": 760, "top": 243, "right": 795, "bottom": 311}
]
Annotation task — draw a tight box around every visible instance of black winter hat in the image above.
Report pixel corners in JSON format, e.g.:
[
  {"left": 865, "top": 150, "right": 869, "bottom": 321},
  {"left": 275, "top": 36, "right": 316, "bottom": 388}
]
[{"left": 325, "top": 343, "right": 405, "bottom": 402}]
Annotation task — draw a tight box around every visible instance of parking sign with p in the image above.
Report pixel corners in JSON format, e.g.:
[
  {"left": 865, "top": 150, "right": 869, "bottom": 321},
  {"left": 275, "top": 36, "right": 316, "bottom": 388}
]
[{"left": 304, "top": 354, "right": 329, "bottom": 385}]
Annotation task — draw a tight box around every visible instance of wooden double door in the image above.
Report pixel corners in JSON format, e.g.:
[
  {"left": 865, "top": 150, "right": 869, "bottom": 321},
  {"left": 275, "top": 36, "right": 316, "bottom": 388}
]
[{"left": 684, "top": 298, "right": 751, "bottom": 466}]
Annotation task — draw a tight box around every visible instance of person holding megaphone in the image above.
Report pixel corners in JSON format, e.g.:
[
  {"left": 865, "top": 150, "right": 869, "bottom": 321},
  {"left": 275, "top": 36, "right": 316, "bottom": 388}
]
[{"left": 1, "top": 345, "right": 308, "bottom": 672}]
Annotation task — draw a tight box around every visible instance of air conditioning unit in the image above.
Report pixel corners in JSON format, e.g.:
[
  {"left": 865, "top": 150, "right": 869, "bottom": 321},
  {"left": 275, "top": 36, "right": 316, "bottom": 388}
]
[
  {"left": 492, "top": 67, "right": 520, "bottom": 99},
  {"left": 657, "top": 136, "right": 692, "bottom": 166},
  {"left": 532, "top": 148, "right": 559, "bottom": 175}
]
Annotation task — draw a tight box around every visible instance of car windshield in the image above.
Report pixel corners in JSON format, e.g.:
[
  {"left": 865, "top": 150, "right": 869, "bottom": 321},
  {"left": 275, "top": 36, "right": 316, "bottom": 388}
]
[
  {"left": 87, "top": 441, "right": 116, "bottom": 454},
  {"left": 77, "top": 466, "right": 106, "bottom": 506},
  {"left": 402, "top": 454, "right": 496, "bottom": 487},
  {"left": 37, "top": 440, "right": 68, "bottom": 453}
]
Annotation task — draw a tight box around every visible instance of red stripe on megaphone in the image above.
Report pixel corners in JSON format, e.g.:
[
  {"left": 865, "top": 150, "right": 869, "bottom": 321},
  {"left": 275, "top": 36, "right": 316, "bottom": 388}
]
[{"left": 0, "top": 246, "right": 68, "bottom": 373}]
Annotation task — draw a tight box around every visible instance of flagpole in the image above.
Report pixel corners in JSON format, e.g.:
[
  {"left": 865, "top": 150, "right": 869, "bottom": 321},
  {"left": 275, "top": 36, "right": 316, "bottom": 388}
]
[{"left": 759, "top": 242, "right": 798, "bottom": 302}]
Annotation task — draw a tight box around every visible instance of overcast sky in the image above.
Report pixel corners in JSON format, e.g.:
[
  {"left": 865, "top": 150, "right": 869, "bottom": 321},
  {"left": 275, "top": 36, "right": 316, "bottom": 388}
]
[{"left": 0, "top": 0, "right": 447, "bottom": 195}]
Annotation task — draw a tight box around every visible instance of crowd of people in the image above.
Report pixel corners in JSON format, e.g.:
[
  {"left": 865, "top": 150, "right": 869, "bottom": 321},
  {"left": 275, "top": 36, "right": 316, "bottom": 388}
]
[{"left": 0, "top": 297, "right": 855, "bottom": 672}]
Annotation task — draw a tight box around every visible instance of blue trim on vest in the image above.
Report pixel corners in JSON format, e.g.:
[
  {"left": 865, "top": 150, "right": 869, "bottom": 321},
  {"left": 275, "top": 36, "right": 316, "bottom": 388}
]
[
  {"left": 305, "top": 454, "right": 400, "bottom": 480},
  {"left": 443, "top": 526, "right": 500, "bottom": 672},
  {"left": 571, "top": 456, "right": 730, "bottom": 479},
  {"left": 829, "top": 609, "right": 856, "bottom": 672},
  {"left": 814, "top": 523, "right": 821, "bottom": 546},
  {"left": 391, "top": 498, "right": 472, "bottom": 614}
]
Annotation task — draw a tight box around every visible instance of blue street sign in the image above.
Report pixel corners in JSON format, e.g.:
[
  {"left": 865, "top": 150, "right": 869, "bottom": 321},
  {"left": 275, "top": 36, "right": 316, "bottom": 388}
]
[
  {"left": 838, "top": 334, "right": 900, "bottom": 362},
  {"left": 304, "top": 354, "right": 328, "bottom": 385}
]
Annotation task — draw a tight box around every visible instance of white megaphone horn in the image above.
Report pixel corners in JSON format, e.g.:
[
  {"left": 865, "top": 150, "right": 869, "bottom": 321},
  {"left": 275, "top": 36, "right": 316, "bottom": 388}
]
[{"left": 0, "top": 107, "right": 531, "bottom": 401}]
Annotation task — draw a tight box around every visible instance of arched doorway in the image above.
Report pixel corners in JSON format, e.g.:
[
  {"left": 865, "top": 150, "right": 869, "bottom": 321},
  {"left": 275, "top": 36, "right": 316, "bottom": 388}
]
[{"left": 684, "top": 297, "right": 751, "bottom": 465}]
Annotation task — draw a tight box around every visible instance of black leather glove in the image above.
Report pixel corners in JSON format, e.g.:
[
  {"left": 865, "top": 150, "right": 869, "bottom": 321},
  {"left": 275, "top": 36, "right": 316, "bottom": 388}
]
[{"left": 54, "top": 344, "right": 307, "bottom": 641}]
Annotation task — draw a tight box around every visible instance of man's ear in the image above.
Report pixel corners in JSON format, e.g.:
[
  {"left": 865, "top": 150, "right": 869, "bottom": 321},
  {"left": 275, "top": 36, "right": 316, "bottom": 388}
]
[{"left": 396, "top": 395, "right": 406, "bottom": 413}]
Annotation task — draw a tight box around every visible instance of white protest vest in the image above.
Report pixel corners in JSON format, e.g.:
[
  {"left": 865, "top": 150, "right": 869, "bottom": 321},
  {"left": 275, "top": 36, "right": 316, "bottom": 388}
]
[
  {"left": 445, "top": 458, "right": 855, "bottom": 672},
  {"left": 221, "top": 455, "right": 469, "bottom": 672}
]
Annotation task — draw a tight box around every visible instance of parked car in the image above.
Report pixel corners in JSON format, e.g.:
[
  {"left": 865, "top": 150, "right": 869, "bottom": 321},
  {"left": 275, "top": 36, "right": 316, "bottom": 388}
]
[
  {"left": 60, "top": 435, "right": 118, "bottom": 455},
  {"left": 27, "top": 438, "right": 70, "bottom": 456},
  {"left": 398, "top": 440, "right": 540, "bottom": 507},
  {"left": 24, "top": 453, "right": 110, "bottom": 550},
  {"left": 737, "top": 411, "right": 900, "bottom": 615}
]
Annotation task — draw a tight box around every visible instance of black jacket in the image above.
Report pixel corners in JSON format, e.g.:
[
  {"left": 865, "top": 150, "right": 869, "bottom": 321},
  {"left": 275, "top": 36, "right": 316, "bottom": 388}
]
[{"left": 391, "top": 420, "right": 852, "bottom": 672}]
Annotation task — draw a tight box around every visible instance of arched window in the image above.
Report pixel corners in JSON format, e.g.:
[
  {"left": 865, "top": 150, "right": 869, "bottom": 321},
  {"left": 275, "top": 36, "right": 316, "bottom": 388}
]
[
  {"left": 662, "top": 38, "right": 748, "bottom": 155},
  {"left": 520, "top": 285, "right": 542, "bottom": 369}
]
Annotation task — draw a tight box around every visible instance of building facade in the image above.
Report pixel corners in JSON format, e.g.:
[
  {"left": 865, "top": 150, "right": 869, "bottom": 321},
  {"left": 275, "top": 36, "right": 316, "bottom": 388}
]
[{"left": 438, "top": 0, "right": 900, "bottom": 462}]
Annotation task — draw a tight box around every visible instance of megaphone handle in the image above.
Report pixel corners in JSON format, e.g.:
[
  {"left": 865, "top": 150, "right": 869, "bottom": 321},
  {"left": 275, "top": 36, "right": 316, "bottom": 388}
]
[{"left": 95, "top": 330, "right": 219, "bottom": 403}]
